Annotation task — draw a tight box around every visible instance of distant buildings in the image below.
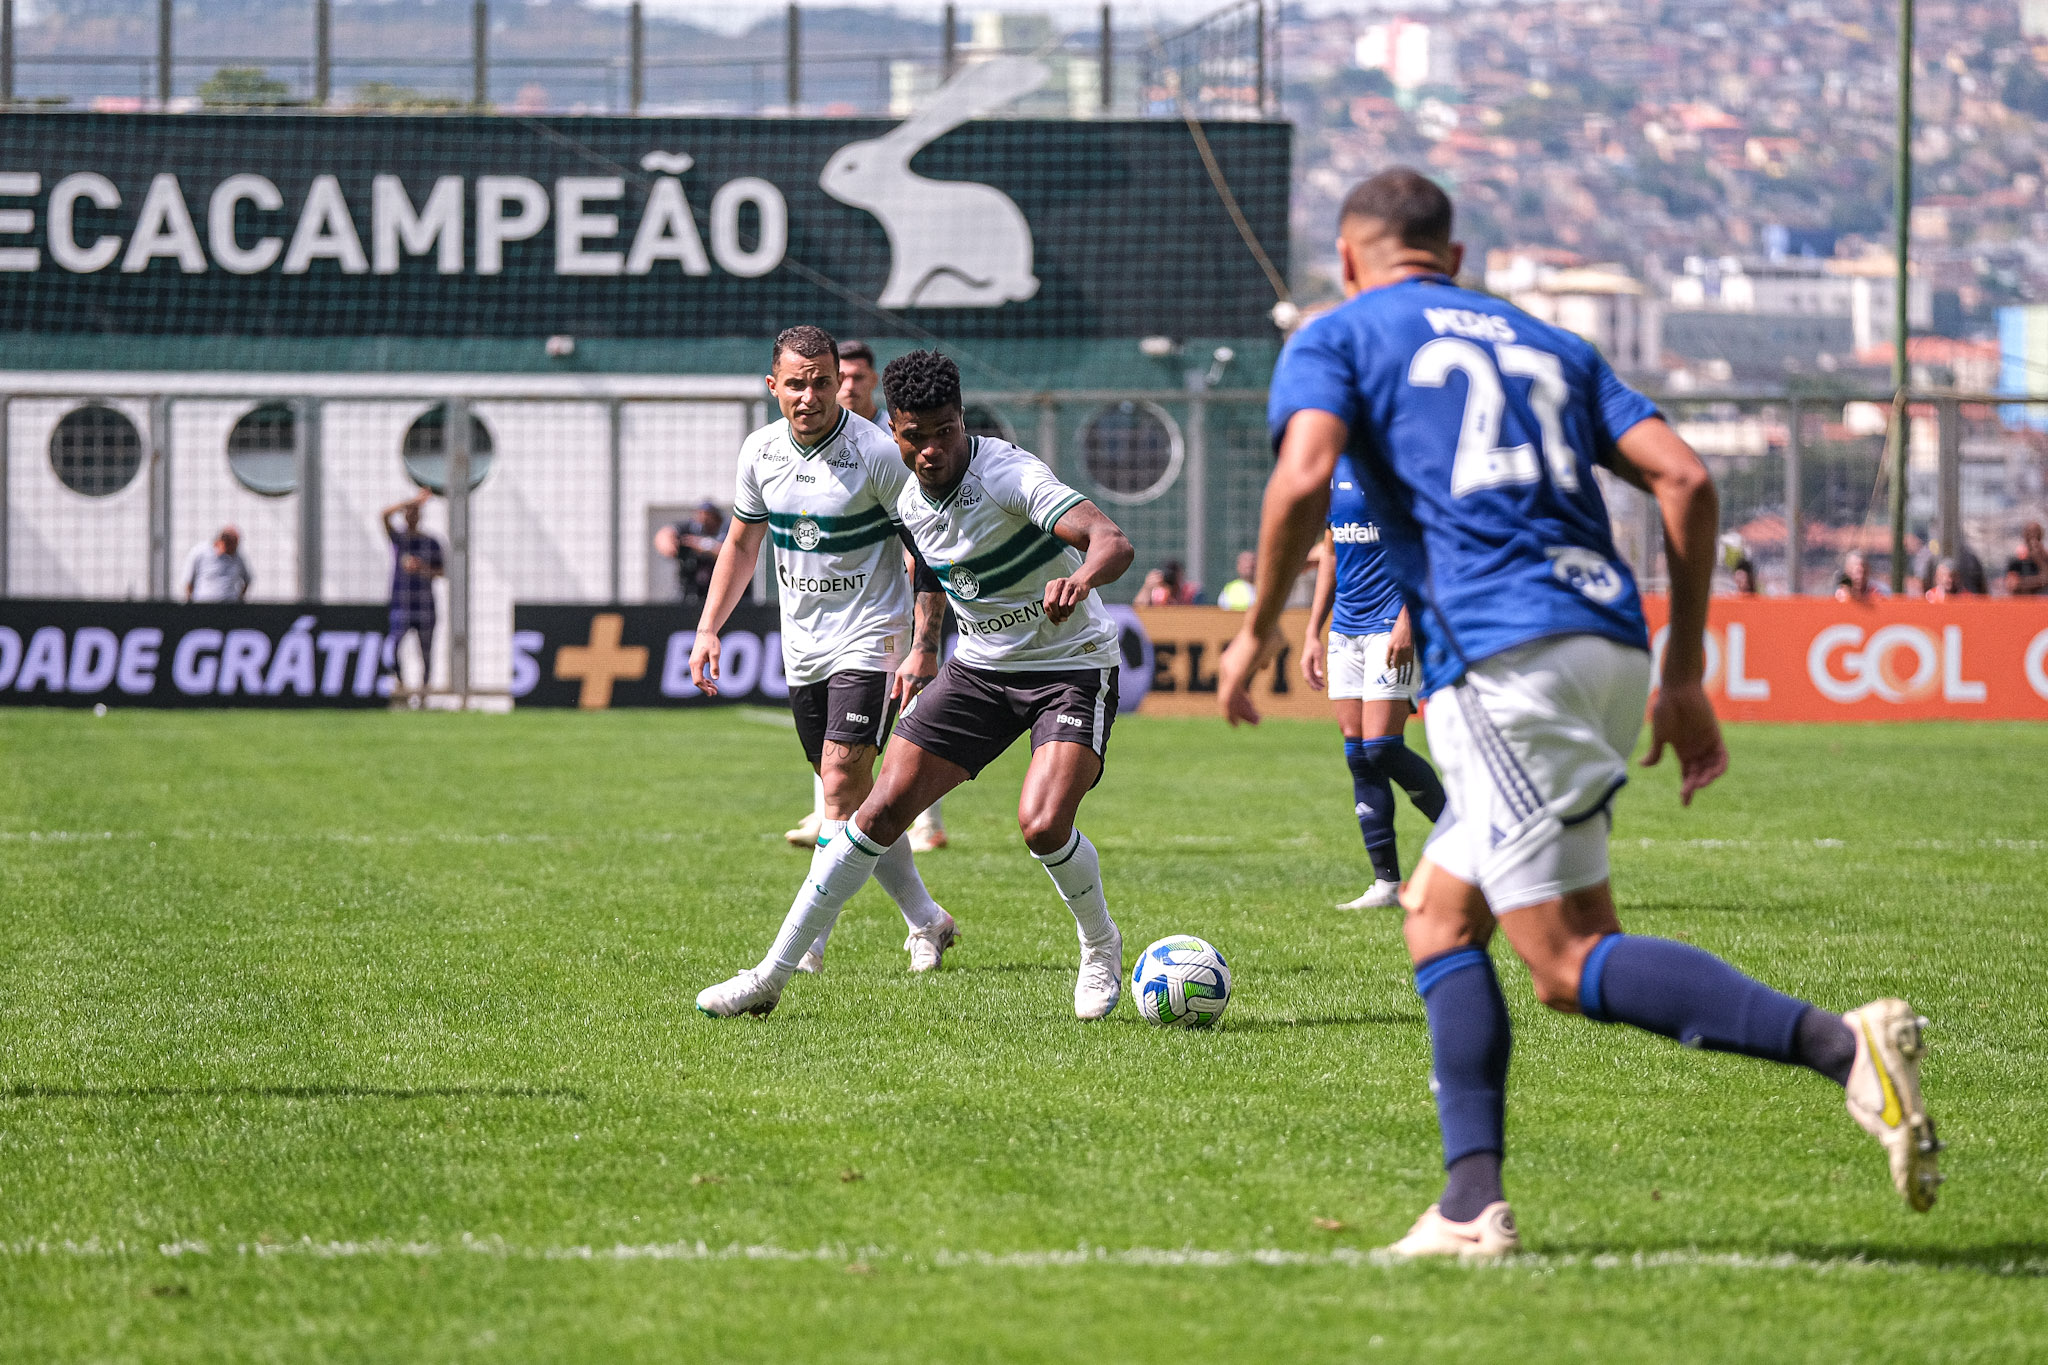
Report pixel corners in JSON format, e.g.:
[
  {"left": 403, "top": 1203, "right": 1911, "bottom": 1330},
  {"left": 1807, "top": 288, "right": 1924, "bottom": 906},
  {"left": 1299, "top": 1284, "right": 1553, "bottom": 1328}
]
[{"left": 1354, "top": 19, "right": 1459, "bottom": 93}]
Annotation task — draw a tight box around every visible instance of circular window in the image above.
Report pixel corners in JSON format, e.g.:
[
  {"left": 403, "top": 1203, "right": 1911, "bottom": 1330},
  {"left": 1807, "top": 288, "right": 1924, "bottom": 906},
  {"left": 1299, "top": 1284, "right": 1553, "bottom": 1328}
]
[
  {"left": 50, "top": 404, "right": 143, "bottom": 497},
  {"left": 1079, "top": 401, "right": 1182, "bottom": 505},
  {"left": 962, "top": 403, "right": 1016, "bottom": 443},
  {"left": 401, "top": 406, "right": 494, "bottom": 493},
  {"left": 227, "top": 402, "right": 297, "bottom": 496}
]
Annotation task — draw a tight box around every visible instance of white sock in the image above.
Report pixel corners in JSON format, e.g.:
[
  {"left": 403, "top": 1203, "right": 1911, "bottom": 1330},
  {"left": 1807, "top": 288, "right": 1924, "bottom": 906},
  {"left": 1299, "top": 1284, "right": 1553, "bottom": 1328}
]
[
  {"left": 803, "top": 819, "right": 847, "bottom": 957},
  {"left": 872, "top": 835, "right": 944, "bottom": 932},
  {"left": 812, "top": 773, "right": 827, "bottom": 820},
  {"left": 1032, "top": 830, "right": 1116, "bottom": 949},
  {"left": 758, "top": 820, "right": 884, "bottom": 983},
  {"left": 912, "top": 798, "right": 945, "bottom": 833}
]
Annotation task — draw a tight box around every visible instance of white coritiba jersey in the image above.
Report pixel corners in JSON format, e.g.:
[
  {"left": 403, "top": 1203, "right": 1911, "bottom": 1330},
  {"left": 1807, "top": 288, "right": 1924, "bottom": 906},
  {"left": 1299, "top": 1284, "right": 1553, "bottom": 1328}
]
[
  {"left": 731, "top": 409, "right": 916, "bottom": 686},
  {"left": 891, "top": 437, "right": 1119, "bottom": 671}
]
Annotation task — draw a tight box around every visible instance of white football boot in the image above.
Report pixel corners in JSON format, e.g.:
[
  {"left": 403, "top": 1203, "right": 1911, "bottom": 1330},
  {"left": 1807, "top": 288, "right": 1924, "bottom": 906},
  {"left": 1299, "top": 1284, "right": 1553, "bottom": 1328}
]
[
  {"left": 795, "top": 945, "right": 825, "bottom": 976},
  {"left": 905, "top": 911, "right": 958, "bottom": 973},
  {"left": 908, "top": 807, "right": 949, "bottom": 853},
  {"left": 1074, "top": 926, "right": 1123, "bottom": 1020},
  {"left": 784, "top": 811, "right": 823, "bottom": 850},
  {"left": 1382, "top": 1201, "right": 1520, "bottom": 1260},
  {"left": 695, "top": 969, "right": 782, "bottom": 1018},
  {"left": 1337, "top": 879, "right": 1403, "bottom": 910},
  {"left": 1842, "top": 999, "right": 1942, "bottom": 1212}
]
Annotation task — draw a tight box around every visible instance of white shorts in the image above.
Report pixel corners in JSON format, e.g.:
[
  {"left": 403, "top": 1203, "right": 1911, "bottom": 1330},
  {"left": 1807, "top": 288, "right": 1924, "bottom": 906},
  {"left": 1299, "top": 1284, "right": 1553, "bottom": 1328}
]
[
  {"left": 1421, "top": 633, "right": 1651, "bottom": 913},
  {"left": 1326, "top": 630, "right": 1421, "bottom": 703}
]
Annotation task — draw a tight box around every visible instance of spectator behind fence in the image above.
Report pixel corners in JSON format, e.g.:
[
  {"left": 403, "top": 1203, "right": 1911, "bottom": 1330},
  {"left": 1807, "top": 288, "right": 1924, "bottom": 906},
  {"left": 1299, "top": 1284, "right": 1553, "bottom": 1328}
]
[
  {"left": 1924, "top": 559, "right": 1965, "bottom": 603},
  {"left": 1136, "top": 559, "right": 1198, "bottom": 607},
  {"left": 837, "top": 340, "right": 884, "bottom": 426},
  {"left": 381, "top": 490, "right": 445, "bottom": 690},
  {"left": 1217, "top": 550, "right": 1258, "bottom": 611},
  {"left": 1729, "top": 557, "right": 1759, "bottom": 596},
  {"left": 2005, "top": 521, "right": 2046, "bottom": 596},
  {"left": 1833, "top": 550, "right": 1887, "bottom": 604},
  {"left": 182, "top": 525, "right": 251, "bottom": 602},
  {"left": 654, "top": 501, "right": 727, "bottom": 616}
]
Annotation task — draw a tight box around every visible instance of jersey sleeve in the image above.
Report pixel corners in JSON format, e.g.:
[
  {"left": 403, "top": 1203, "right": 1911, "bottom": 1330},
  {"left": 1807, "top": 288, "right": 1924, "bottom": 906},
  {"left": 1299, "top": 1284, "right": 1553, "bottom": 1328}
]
[
  {"left": 1267, "top": 316, "right": 1364, "bottom": 451},
  {"left": 730, "top": 443, "right": 768, "bottom": 524},
  {"left": 1588, "top": 354, "right": 1661, "bottom": 467},
  {"left": 986, "top": 444, "right": 1088, "bottom": 534}
]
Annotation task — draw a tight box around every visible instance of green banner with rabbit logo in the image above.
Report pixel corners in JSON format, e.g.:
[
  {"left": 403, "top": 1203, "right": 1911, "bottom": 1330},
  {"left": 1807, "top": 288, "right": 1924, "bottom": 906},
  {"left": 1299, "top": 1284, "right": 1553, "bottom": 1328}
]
[{"left": 0, "top": 103, "right": 1287, "bottom": 342}]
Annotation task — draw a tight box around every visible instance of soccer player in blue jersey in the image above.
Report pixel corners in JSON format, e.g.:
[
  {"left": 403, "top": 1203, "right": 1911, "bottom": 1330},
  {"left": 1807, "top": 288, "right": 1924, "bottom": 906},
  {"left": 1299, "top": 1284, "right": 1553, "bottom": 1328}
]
[
  {"left": 1302, "top": 454, "right": 1446, "bottom": 908},
  {"left": 1222, "top": 169, "right": 1940, "bottom": 1257}
]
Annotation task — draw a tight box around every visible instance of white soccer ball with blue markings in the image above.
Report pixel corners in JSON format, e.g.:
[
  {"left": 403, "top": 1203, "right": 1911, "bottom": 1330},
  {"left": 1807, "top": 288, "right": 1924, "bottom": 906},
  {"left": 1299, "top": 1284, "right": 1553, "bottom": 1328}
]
[{"left": 1131, "top": 935, "right": 1231, "bottom": 1028}]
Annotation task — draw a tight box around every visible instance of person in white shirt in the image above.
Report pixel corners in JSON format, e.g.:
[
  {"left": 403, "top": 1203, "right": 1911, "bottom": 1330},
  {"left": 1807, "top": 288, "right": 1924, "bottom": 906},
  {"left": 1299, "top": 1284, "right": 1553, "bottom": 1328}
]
[
  {"left": 182, "top": 526, "right": 251, "bottom": 602},
  {"left": 688, "top": 326, "right": 955, "bottom": 978},
  {"left": 698, "top": 349, "right": 1136, "bottom": 1022}
]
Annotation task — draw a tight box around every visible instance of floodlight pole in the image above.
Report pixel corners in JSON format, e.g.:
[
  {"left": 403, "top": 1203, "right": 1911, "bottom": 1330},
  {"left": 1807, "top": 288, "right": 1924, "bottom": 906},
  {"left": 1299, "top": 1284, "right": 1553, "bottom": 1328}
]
[
  {"left": 1099, "top": 4, "right": 1112, "bottom": 111},
  {"left": 628, "top": 1, "right": 644, "bottom": 114},
  {"left": 785, "top": 4, "right": 800, "bottom": 111},
  {"left": 2, "top": 0, "right": 14, "bottom": 107},
  {"left": 472, "top": 0, "right": 489, "bottom": 111},
  {"left": 1887, "top": 0, "right": 1915, "bottom": 593},
  {"left": 156, "top": 0, "right": 172, "bottom": 107},
  {"left": 943, "top": 4, "right": 957, "bottom": 80}
]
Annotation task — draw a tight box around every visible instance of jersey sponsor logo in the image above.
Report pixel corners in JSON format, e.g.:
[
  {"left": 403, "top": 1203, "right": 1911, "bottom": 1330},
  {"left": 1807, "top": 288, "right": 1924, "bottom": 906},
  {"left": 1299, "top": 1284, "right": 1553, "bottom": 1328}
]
[
  {"left": 1056, "top": 713, "right": 1085, "bottom": 727},
  {"left": 962, "top": 601, "right": 1043, "bottom": 636},
  {"left": 791, "top": 517, "right": 824, "bottom": 550},
  {"left": 826, "top": 453, "right": 859, "bottom": 469},
  {"left": 948, "top": 565, "right": 982, "bottom": 600},
  {"left": 1547, "top": 547, "right": 1626, "bottom": 604},
  {"left": 955, "top": 482, "right": 984, "bottom": 510},
  {"left": 759, "top": 448, "right": 789, "bottom": 464},
  {"left": 777, "top": 564, "right": 868, "bottom": 594},
  {"left": 1423, "top": 306, "right": 1518, "bottom": 343},
  {"left": 1332, "top": 522, "right": 1381, "bottom": 545}
]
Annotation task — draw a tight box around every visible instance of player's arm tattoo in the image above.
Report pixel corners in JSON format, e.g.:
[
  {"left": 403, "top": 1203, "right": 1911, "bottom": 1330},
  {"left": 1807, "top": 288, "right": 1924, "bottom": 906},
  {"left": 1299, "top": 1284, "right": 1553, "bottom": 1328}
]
[{"left": 911, "top": 589, "right": 947, "bottom": 655}]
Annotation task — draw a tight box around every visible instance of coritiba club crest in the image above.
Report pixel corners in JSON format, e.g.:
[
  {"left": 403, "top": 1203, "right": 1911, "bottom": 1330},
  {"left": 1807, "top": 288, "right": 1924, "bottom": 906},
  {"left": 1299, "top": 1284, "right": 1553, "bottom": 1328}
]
[
  {"left": 947, "top": 565, "right": 981, "bottom": 600},
  {"left": 792, "top": 517, "right": 823, "bottom": 550},
  {"left": 820, "top": 56, "right": 1047, "bottom": 309}
]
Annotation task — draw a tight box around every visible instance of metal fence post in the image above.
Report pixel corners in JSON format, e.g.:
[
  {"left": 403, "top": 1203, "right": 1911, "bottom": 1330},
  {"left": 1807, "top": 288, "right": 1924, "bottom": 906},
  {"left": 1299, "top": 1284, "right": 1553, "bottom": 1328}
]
[
  {"left": 1937, "top": 395, "right": 1961, "bottom": 565},
  {"left": 148, "top": 396, "right": 171, "bottom": 599},
  {"left": 628, "top": 1, "right": 644, "bottom": 114},
  {"left": 1784, "top": 397, "right": 1803, "bottom": 594},
  {"left": 785, "top": 3, "right": 800, "bottom": 110},
  {"left": 943, "top": 3, "right": 956, "bottom": 79},
  {"left": 314, "top": 0, "right": 330, "bottom": 107},
  {"left": 1254, "top": 0, "right": 1267, "bottom": 115},
  {"left": 1098, "top": 4, "right": 1111, "bottom": 111},
  {"left": 295, "top": 397, "right": 323, "bottom": 601},
  {"left": 1184, "top": 396, "right": 1207, "bottom": 595},
  {"left": 446, "top": 399, "right": 472, "bottom": 700},
  {"left": 1036, "top": 397, "right": 1058, "bottom": 472},
  {"left": 607, "top": 399, "right": 623, "bottom": 602},
  {"left": 156, "top": 0, "right": 172, "bottom": 107},
  {"left": 749, "top": 399, "right": 770, "bottom": 603},
  {"left": 2, "top": 0, "right": 15, "bottom": 107},
  {"left": 472, "top": 0, "right": 489, "bottom": 111}
]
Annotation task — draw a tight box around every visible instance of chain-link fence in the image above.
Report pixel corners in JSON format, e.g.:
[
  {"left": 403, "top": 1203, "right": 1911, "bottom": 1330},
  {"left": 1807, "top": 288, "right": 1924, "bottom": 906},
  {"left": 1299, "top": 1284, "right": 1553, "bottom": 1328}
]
[{"left": 8, "top": 383, "right": 2046, "bottom": 699}]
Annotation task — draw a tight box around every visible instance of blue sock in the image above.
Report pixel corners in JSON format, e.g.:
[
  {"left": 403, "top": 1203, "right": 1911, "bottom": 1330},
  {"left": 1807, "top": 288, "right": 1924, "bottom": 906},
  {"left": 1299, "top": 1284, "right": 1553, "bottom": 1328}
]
[
  {"left": 1362, "top": 735, "right": 1447, "bottom": 822},
  {"left": 1343, "top": 739, "right": 1400, "bottom": 883},
  {"left": 1416, "top": 947, "right": 1511, "bottom": 1210},
  {"left": 1579, "top": 934, "right": 1810, "bottom": 1063}
]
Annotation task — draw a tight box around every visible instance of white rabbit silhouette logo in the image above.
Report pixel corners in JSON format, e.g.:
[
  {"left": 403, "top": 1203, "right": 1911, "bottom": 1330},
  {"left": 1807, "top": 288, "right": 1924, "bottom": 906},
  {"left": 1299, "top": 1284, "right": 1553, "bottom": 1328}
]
[{"left": 821, "top": 55, "right": 1048, "bottom": 309}]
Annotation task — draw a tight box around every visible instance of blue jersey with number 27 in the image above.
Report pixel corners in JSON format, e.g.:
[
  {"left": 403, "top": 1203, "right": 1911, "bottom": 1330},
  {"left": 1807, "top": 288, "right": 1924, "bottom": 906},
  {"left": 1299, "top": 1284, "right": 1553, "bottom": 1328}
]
[{"left": 1268, "top": 275, "right": 1659, "bottom": 694}]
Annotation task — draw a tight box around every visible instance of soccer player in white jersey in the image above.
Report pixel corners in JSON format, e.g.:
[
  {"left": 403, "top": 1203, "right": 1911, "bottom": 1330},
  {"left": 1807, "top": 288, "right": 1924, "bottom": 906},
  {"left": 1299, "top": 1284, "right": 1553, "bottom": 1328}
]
[
  {"left": 1224, "top": 170, "right": 1939, "bottom": 1256},
  {"left": 698, "top": 349, "right": 1136, "bottom": 1021},
  {"left": 689, "top": 326, "right": 957, "bottom": 976}
]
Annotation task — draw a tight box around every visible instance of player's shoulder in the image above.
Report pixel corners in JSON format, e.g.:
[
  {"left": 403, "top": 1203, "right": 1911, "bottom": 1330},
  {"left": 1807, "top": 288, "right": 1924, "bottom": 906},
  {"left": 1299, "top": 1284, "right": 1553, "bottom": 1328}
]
[
  {"left": 739, "top": 418, "right": 791, "bottom": 464},
  {"left": 970, "top": 436, "right": 1059, "bottom": 493}
]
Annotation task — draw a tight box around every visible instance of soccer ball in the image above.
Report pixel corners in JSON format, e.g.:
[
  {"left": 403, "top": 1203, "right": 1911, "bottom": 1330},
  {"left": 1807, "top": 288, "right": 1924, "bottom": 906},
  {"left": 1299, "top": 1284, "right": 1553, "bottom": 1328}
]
[{"left": 1131, "top": 935, "right": 1231, "bottom": 1028}]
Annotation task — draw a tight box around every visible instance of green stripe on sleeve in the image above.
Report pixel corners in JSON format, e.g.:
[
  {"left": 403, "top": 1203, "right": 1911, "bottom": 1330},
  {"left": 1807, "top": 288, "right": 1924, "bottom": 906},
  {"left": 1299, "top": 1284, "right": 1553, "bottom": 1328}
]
[{"left": 1035, "top": 490, "right": 1086, "bottom": 535}]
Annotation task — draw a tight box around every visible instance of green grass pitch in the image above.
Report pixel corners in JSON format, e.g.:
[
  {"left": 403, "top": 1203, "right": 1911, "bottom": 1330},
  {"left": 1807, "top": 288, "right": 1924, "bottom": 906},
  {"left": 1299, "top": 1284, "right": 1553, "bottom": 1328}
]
[{"left": 1, "top": 708, "right": 2044, "bottom": 1361}]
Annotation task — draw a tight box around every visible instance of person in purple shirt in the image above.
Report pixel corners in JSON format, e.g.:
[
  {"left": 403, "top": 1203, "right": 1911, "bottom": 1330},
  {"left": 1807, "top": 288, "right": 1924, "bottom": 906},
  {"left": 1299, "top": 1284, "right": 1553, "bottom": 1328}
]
[{"left": 381, "top": 490, "right": 445, "bottom": 690}]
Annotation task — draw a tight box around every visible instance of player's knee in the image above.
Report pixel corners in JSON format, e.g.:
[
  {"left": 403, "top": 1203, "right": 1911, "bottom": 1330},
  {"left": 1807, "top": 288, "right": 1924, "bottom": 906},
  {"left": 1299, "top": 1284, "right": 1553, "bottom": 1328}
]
[
  {"left": 1016, "top": 806, "right": 1072, "bottom": 854},
  {"left": 1527, "top": 960, "right": 1585, "bottom": 1013}
]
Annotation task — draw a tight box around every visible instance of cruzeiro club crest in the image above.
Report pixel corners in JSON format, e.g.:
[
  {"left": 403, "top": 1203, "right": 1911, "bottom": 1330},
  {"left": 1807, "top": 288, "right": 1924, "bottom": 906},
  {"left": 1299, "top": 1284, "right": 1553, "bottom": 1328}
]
[
  {"left": 947, "top": 565, "right": 981, "bottom": 600},
  {"left": 792, "top": 517, "right": 823, "bottom": 551}
]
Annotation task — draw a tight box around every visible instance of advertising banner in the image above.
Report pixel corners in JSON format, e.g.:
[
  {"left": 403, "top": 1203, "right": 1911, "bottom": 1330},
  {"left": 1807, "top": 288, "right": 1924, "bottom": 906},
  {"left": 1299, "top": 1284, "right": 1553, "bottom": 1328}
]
[
  {"left": 1643, "top": 595, "right": 2048, "bottom": 722},
  {"left": 1125, "top": 605, "right": 1329, "bottom": 722},
  {"left": 0, "top": 110, "right": 1288, "bottom": 341},
  {"left": 0, "top": 600, "right": 393, "bottom": 708}
]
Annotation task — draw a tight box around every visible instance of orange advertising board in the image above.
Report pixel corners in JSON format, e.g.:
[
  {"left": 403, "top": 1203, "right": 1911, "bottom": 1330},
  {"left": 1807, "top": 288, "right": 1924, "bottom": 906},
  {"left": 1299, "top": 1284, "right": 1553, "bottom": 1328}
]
[
  {"left": 1122, "top": 600, "right": 2048, "bottom": 723},
  {"left": 1641, "top": 595, "right": 2048, "bottom": 722}
]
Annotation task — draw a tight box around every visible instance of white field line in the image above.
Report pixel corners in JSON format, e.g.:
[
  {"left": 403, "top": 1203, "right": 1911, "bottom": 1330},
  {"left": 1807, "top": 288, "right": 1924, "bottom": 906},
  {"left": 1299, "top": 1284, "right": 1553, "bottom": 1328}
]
[
  {"left": 0, "top": 831, "right": 2042, "bottom": 853},
  {"left": 2, "top": 1235, "right": 2042, "bottom": 1279}
]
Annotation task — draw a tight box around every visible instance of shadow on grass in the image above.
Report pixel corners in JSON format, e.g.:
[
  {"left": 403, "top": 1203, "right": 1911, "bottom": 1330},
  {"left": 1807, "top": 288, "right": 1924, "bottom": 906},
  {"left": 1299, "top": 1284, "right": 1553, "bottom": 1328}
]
[
  {"left": 1537, "top": 1237, "right": 2048, "bottom": 1276},
  {"left": 2, "top": 1084, "right": 585, "bottom": 1102},
  {"left": 1223, "top": 1014, "right": 1423, "bottom": 1032}
]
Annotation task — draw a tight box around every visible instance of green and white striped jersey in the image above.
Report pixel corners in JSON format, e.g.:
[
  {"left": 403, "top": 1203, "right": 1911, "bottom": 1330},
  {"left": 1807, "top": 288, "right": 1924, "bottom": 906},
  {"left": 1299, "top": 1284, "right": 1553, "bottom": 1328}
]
[
  {"left": 731, "top": 409, "right": 915, "bottom": 687},
  {"left": 892, "top": 437, "right": 1120, "bottom": 672}
]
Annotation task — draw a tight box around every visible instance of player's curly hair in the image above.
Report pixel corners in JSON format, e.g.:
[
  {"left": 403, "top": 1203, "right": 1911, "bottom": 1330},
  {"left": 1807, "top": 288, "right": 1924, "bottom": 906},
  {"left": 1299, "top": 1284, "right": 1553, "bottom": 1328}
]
[
  {"left": 772, "top": 324, "right": 839, "bottom": 371},
  {"left": 881, "top": 349, "right": 962, "bottom": 415}
]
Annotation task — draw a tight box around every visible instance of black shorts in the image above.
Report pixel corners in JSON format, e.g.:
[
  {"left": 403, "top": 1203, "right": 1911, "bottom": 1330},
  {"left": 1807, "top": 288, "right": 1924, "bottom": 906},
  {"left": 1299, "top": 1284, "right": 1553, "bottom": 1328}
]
[
  {"left": 790, "top": 670, "right": 892, "bottom": 766},
  {"left": 893, "top": 658, "right": 1117, "bottom": 780}
]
